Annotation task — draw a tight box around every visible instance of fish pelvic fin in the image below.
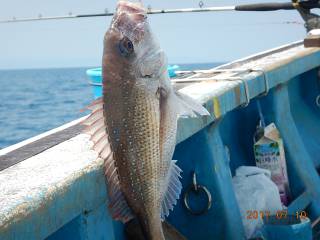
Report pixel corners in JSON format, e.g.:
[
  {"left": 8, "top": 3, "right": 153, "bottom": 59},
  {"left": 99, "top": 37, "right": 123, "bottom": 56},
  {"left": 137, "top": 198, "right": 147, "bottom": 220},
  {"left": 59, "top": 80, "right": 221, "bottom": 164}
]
[
  {"left": 174, "top": 91, "right": 210, "bottom": 118},
  {"left": 161, "top": 160, "right": 182, "bottom": 220},
  {"left": 82, "top": 97, "right": 134, "bottom": 223}
]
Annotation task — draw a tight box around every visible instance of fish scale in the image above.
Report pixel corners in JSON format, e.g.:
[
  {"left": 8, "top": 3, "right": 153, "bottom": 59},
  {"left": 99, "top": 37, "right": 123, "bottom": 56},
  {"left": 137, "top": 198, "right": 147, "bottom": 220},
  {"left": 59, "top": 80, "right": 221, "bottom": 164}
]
[
  {"left": 105, "top": 84, "right": 162, "bottom": 213},
  {"left": 83, "top": 1, "right": 209, "bottom": 239}
]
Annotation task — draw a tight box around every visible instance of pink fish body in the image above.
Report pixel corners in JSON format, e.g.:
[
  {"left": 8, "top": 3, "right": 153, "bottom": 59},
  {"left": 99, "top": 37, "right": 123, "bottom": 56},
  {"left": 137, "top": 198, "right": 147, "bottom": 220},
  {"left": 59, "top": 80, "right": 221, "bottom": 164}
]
[{"left": 83, "top": 1, "right": 209, "bottom": 239}]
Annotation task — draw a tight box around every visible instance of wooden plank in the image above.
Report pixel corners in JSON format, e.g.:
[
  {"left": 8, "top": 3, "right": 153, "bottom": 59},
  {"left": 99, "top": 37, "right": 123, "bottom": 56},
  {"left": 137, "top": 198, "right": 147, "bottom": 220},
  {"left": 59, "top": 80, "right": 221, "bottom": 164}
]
[
  {"left": 304, "top": 36, "right": 320, "bottom": 48},
  {"left": 0, "top": 124, "right": 83, "bottom": 171}
]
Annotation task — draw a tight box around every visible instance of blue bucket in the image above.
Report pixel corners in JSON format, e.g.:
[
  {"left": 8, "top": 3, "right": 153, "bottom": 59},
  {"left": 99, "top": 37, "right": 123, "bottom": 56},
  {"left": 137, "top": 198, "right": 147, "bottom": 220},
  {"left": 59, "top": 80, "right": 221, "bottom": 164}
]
[
  {"left": 86, "top": 68, "right": 103, "bottom": 99},
  {"left": 262, "top": 216, "right": 312, "bottom": 240},
  {"left": 86, "top": 65, "right": 180, "bottom": 99},
  {"left": 167, "top": 64, "right": 180, "bottom": 78}
]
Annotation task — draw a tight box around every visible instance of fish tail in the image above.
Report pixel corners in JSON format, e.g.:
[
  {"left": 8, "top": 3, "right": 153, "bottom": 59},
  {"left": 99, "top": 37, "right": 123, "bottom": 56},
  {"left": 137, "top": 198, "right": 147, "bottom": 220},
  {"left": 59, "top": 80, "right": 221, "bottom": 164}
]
[
  {"left": 125, "top": 219, "right": 187, "bottom": 240},
  {"left": 137, "top": 214, "right": 165, "bottom": 240}
]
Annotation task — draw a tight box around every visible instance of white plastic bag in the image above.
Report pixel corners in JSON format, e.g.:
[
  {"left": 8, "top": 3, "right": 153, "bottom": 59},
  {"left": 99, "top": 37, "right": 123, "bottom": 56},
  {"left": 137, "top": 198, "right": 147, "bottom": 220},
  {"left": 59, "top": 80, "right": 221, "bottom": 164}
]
[{"left": 232, "top": 166, "right": 283, "bottom": 239}]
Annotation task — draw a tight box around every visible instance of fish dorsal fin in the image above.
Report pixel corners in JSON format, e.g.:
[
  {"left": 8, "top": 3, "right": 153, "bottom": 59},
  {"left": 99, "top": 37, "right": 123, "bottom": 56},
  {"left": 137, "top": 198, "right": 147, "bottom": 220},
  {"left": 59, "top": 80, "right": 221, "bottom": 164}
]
[
  {"left": 174, "top": 91, "right": 210, "bottom": 118},
  {"left": 161, "top": 160, "right": 182, "bottom": 220},
  {"left": 82, "top": 97, "right": 134, "bottom": 223}
]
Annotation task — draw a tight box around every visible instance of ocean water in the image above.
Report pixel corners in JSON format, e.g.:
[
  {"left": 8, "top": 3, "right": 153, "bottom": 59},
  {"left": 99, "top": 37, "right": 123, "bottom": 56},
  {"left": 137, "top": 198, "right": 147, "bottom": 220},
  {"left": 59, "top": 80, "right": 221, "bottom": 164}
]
[{"left": 0, "top": 63, "right": 222, "bottom": 149}]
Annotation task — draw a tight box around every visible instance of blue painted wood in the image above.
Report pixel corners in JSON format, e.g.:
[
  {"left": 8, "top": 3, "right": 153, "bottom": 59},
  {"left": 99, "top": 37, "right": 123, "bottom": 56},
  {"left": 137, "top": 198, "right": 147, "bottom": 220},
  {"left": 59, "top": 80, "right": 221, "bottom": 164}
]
[
  {"left": 288, "top": 191, "right": 312, "bottom": 214},
  {"left": 46, "top": 216, "right": 85, "bottom": 240},
  {"left": 84, "top": 204, "right": 117, "bottom": 240},
  {"left": 272, "top": 84, "right": 320, "bottom": 215},
  {"left": 0, "top": 162, "right": 108, "bottom": 240},
  {"left": 287, "top": 72, "right": 320, "bottom": 169},
  {"left": 263, "top": 217, "right": 312, "bottom": 240},
  {"left": 168, "top": 123, "right": 246, "bottom": 240},
  {"left": 47, "top": 204, "right": 119, "bottom": 240}
]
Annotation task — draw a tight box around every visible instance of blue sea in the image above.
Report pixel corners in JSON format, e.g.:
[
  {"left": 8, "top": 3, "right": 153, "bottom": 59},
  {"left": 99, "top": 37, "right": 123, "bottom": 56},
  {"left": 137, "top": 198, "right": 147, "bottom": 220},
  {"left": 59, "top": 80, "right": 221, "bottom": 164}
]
[{"left": 0, "top": 63, "right": 221, "bottom": 149}]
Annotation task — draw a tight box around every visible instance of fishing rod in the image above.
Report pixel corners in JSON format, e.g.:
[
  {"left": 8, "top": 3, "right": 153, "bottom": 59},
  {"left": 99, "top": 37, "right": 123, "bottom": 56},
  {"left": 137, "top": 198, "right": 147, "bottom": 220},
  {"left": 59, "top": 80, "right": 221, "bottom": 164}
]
[{"left": 0, "top": 1, "right": 319, "bottom": 24}]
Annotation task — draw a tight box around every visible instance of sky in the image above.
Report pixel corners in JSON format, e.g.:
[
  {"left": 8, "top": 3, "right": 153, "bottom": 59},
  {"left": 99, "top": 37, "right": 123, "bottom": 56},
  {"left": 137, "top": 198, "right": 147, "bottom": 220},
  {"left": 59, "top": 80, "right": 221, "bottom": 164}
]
[{"left": 0, "top": 0, "right": 308, "bottom": 69}]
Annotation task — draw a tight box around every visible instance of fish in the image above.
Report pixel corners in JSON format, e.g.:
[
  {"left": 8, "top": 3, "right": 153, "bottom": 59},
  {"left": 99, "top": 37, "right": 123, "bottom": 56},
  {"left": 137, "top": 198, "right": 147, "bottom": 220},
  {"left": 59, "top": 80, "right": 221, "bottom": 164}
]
[{"left": 82, "top": 1, "right": 209, "bottom": 239}]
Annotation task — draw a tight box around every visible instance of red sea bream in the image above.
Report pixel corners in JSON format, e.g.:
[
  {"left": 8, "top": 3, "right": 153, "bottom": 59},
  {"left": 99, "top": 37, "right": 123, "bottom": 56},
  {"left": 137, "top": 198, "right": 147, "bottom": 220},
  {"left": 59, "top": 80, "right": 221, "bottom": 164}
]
[{"left": 83, "top": 1, "right": 209, "bottom": 239}]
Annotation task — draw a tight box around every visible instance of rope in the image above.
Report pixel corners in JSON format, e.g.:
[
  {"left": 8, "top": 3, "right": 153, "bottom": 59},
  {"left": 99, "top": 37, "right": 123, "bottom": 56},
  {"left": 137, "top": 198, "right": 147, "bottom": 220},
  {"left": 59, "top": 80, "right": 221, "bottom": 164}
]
[{"left": 256, "top": 100, "right": 266, "bottom": 128}]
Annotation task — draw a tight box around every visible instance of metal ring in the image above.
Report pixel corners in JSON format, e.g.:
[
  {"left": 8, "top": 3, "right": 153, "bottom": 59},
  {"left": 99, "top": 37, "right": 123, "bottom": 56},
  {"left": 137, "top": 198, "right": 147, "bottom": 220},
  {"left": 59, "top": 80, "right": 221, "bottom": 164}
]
[
  {"left": 199, "top": 1, "right": 204, "bottom": 8},
  {"left": 316, "top": 95, "right": 320, "bottom": 107},
  {"left": 183, "top": 173, "right": 212, "bottom": 215}
]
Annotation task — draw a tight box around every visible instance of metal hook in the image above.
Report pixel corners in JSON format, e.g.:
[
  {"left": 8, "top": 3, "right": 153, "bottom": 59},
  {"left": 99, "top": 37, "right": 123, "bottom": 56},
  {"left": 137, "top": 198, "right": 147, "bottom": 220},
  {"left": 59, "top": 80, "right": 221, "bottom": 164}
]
[
  {"left": 251, "top": 68, "right": 269, "bottom": 97},
  {"left": 199, "top": 1, "right": 204, "bottom": 8},
  {"left": 237, "top": 78, "right": 250, "bottom": 108},
  {"left": 183, "top": 172, "right": 212, "bottom": 215},
  {"left": 218, "top": 76, "right": 251, "bottom": 108},
  {"left": 192, "top": 172, "right": 198, "bottom": 192},
  {"left": 210, "top": 76, "right": 251, "bottom": 108}
]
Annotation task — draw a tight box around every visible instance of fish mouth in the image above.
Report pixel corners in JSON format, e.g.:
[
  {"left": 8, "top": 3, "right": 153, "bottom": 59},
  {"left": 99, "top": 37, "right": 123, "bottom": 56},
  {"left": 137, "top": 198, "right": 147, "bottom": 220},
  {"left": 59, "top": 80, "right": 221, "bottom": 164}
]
[
  {"left": 112, "top": 1, "right": 148, "bottom": 42},
  {"left": 117, "top": 1, "right": 147, "bottom": 23}
]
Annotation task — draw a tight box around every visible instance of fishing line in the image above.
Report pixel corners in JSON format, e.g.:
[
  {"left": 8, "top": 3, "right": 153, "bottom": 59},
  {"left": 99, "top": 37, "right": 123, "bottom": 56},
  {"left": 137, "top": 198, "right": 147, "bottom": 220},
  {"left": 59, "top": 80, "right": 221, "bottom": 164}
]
[
  {"left": 0, "top": 1, "right": 319, "bottom": 24},
  {"left": 256, "top": 100, "right": 266, "bottom": 128}
]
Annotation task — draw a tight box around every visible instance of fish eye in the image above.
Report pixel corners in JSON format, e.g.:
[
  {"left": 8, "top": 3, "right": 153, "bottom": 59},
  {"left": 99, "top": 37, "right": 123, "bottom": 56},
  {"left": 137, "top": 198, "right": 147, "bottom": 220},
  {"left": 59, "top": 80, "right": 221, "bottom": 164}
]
[
  {"left": 127, "top": 41, "right": 133, "bottom": 51},
  {"left": 119, "top": 37, "right": 134, "bottom": 57}
]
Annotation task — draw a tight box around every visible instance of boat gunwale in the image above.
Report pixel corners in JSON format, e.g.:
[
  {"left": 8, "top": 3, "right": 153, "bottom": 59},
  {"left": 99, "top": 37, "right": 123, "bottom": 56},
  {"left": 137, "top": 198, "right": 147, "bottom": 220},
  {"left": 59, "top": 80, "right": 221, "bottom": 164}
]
[{"left": 0, "top": 40, "right": 320, "bottom": 240}]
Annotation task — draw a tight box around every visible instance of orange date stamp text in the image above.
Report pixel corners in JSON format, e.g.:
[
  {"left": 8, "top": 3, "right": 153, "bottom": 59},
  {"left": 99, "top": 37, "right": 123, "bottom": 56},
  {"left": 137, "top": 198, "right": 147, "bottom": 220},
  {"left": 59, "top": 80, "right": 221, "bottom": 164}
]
[{"left": 246, "top": 210, "right": 308, "bottom": 221}]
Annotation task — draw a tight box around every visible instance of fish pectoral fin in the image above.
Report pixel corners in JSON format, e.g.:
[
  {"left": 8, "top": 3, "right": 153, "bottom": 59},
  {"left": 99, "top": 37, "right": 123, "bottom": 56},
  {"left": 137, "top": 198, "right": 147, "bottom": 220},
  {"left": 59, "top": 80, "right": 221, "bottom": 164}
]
[
  {"left": 161, "top": 160, "right": 182, "bottom": 220},
  {"left": 174, "top": 91, "right": 210, "bottom": 118},
  {"left": 82, "top": 98, "right": 134, "bottom": 223}
]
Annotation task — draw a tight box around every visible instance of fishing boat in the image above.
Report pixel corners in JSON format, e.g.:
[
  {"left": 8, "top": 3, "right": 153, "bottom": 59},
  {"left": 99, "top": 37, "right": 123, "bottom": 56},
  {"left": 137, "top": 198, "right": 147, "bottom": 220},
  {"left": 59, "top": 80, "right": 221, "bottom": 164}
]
[{"left": 1, "top": 1, "right": 320, "bottom": 240}]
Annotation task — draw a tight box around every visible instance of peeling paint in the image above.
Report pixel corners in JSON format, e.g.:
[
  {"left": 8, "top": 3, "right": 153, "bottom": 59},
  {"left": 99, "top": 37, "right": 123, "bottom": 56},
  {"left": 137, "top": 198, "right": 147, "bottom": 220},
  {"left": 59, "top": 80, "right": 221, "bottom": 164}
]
[
  {"left": 213, "top": 98, "right": 221, "bottom": 119},
  {"left": 234, "top": 86, "right": 241, "bottom": 106}
]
